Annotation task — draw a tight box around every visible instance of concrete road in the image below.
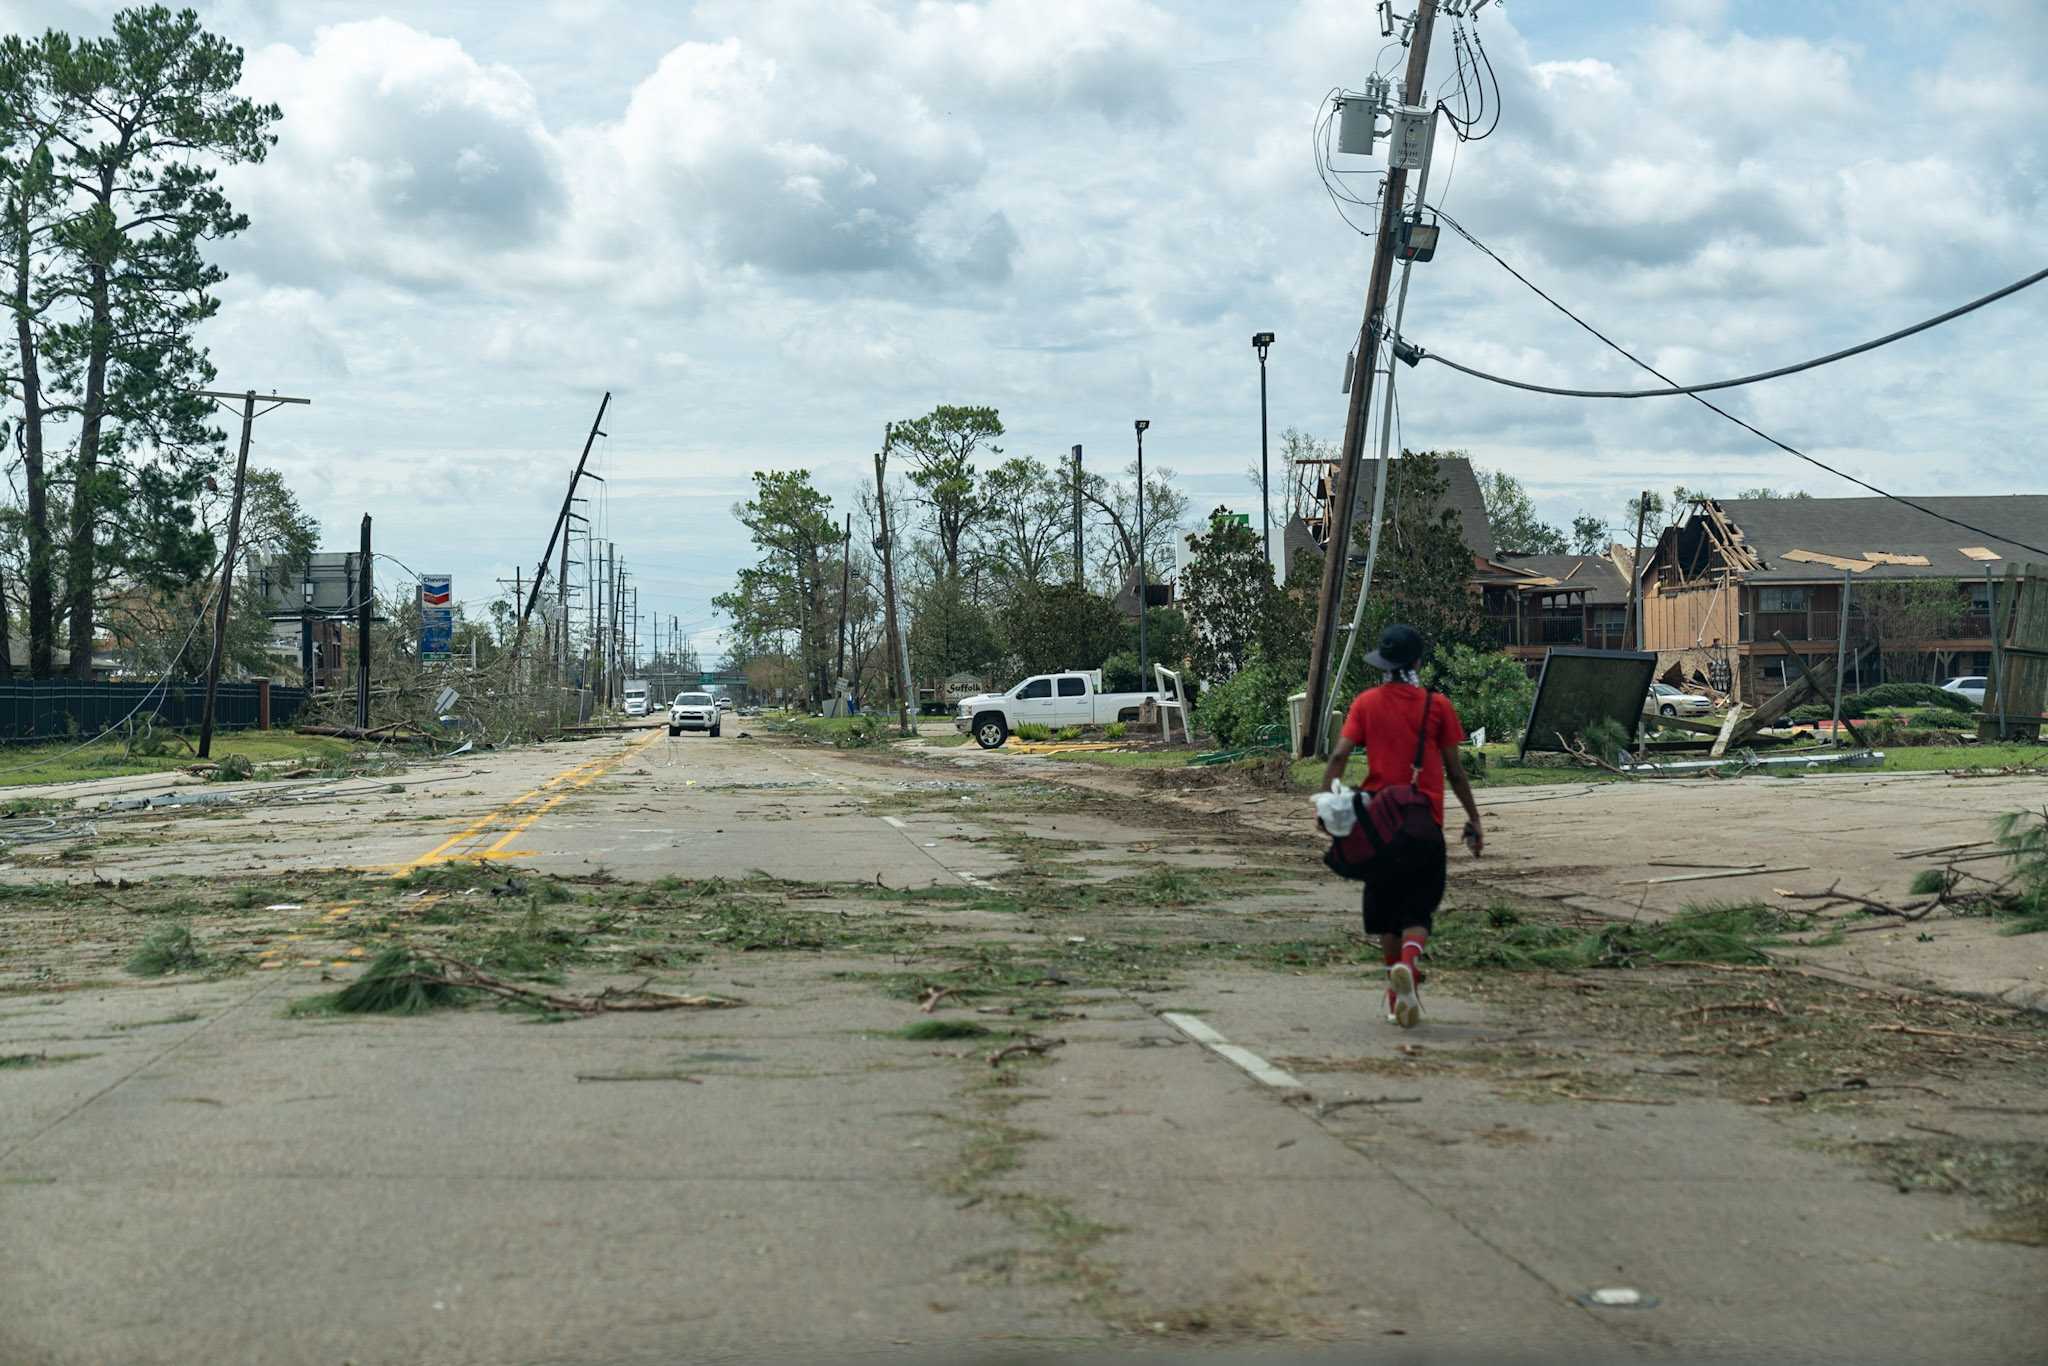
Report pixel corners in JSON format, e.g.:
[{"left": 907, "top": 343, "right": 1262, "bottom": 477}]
[{"left": 3, "top": 728, "right": 2043, "bottom": 1364}]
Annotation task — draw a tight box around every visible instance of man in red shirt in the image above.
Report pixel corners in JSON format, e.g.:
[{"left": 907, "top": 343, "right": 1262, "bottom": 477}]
[{"left": 1320, "top": 624, "right": 1485, "bottom": 1027}]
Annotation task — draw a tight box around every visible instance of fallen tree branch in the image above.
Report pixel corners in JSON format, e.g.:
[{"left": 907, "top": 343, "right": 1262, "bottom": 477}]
[
  {"left": 1754, "top": 1077, "right": 1951, "bottom": 1105},
  {"left": 1316, "top": 1095, "right": 1424, "bottom": 1117},
  {"left": 1691, "top": 999, "right": 1785, "bottom": 1018},
  {"left": 414, "top": 952, "right": 743, "bottom": 1015},
  {"left": 987, "top": 1035, "right": 1065, "bottom": 1068},
  {"left": 1777, "top": 881, "right": 1937, "bottom": 921},
  {"left": 1557, "top": 733, "right": 1634, "bottom": 777},
  {"left": 1868, "top": 1023, "right": 2043, "bottom": 1049}
]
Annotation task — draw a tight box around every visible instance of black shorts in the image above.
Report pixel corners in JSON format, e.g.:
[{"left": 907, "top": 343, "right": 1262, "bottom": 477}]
[{"left": 1359, "top": 828, "right": 1447, "bottom": 936}]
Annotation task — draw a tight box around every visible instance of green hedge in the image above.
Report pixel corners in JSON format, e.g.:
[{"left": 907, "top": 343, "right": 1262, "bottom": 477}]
[
  {"left": 1784, "top": 684, "right": 1977, "bottom": 724},
  {"left": 1195, "top": 662, "right": 1294, "bottom": 748}
]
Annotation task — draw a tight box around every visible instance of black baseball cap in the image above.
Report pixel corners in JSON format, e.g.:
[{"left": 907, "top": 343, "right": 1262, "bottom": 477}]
[{"left": 1365, "top": 623, "right": 1424, "bottom": 671}]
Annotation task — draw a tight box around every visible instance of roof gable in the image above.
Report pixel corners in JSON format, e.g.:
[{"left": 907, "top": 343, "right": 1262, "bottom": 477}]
[{"left": 1348, "top": 455, "right": 1494, "bottom": 560}]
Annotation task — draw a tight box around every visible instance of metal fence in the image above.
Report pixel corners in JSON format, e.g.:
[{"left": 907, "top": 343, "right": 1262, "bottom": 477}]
[{"left": 0, "top": 678, "right": 311, "bottom": 743}]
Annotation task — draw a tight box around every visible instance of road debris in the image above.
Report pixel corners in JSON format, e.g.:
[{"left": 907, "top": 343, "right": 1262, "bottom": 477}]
[
  {"left": 296, "top": 947, "right": 743, "bottom": 1017},
  {"left": 1315, "top": 1095, "right": 1422, "bottom": 1117},
  {"left": 987, "top": 1035, "right": 1064, "bottom": 1067}
]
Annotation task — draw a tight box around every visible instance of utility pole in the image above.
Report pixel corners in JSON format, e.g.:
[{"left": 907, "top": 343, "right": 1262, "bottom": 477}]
[
  {"left": 606, "top": 557, "right": 622, "bottom": 696},
  {"left": 355, "top": 515, "right": 372, "bottom": 730},
  {"left": 874, "top": 435, "right": 912, "bottom": 736},
  {"left": 598, "top": 543, "right": 612, "bottom": 705},
  {"left": 1626, "top": 491, "right": 1651, "bottom": 650},
  {"left": 1253, "top": 332, "right": 1275, "bottom": 574},
  {"left": 835, "top": 511, "right": 852, "bottom": 686},
  {"left": 1299, "top": 0, "right": 1441, "bottom": 756},
  {"left": 194, "top": 388, "right": 311, "bottom": 759},
  {"left": 1134, "top": 420, "right": 1150, "bottom": 684},
  {"left": 1071, "top": 444, "right": 1084, "bottom": 588},
  {"left": 1831, "top": 567, "right": 1852, "bottom": 739},
  {"left": 510, "top": 392, "right": 609, "bottom": 675},
  {"left": 558, "top": 523, "right": 572, "bottom": 683}
]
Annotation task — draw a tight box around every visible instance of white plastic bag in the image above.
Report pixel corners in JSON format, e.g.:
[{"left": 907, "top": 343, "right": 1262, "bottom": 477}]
[{"left": 1313, "top": 780, "right": 1359, "bottom": 837}]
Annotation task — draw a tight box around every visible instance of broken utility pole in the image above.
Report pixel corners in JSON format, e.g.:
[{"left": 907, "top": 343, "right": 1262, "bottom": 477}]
[
  {"left": 510, "top": 392, "right": 610, "bottom": 678},
  {"left": 195, "top": 388, "right": 311, "bottom": 759},
  {"left": 1299, "top": 0, "right": 1441, "bottom": 757}
]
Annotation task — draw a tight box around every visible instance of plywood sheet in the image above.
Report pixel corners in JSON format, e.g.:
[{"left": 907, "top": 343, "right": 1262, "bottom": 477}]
[
  {"left": 1781, "top": 548, "right": 1876, "bottom": 572},
  {"left": 1862, "top": 552, "right": 1932, "bottom": 566},
  {"left": 1960, "top": 546, "right": 2002, "bottom": 561}
]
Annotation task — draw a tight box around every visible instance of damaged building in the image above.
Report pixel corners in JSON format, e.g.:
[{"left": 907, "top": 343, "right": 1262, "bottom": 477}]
[{"left": 1636, "top": 495, "right": 2045, "bottom": 702}]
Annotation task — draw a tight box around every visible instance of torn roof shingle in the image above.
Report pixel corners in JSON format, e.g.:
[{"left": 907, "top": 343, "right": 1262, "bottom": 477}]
[
  {"left": 1715, "top": 496, "right": 2048, "bottom": 581},
  {"left": 1488, "top": 552, "right": 1632, "bottom": 604}
]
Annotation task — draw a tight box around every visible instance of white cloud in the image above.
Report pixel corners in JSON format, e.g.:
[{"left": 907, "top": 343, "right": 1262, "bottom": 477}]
[{"left": 8, "top": 0, "right": 2040, "bottom": 635}]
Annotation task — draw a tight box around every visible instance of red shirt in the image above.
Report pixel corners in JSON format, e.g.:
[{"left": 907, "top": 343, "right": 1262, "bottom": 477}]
[{"left": 1340, "top": 683, "right": 1467, "bottom": 825}]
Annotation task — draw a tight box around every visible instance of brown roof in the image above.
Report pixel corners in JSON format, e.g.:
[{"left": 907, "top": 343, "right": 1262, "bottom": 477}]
[
  {"left": 1489, "top": 553, "right": 1631, "bottom": 604},
  {"left": 1707, "top": 496, "right": 2047, "bottom": 582},
  {"left": 1348, "top": 455, "right": 1494, "bottom": 561}
]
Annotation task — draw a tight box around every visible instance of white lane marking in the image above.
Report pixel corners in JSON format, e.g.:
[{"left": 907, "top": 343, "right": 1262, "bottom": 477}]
[
  {"left": 878, "top": 812, "right": 990, "bottom": 888},
  {"left": 1161, "top": 1012, "right": 1305, "bottom": 1091}
]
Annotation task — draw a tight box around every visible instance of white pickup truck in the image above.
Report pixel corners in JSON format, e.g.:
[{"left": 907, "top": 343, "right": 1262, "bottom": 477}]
[{"left": 954, "top": 670, "right": 1161, "bottom": 749}]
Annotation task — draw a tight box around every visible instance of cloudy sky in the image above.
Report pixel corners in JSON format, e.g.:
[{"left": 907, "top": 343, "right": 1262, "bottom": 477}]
[{"left": 8, "top": 0, "right": 2044, "bottom": 658}]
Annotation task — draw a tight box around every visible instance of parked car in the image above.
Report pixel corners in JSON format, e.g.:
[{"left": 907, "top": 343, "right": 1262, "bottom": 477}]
[
  {"left": 1646, "top": 682, "right": 1713, "bottom": 718},
  {"left": 954, "top": 669, "right": 1162, "bottom": 749},
  {"left": 1941, "top": 676, "right": 1988, "bottom": 706},
  {"left": 668, "top": 691, "right": 722, "bottom": 737}
]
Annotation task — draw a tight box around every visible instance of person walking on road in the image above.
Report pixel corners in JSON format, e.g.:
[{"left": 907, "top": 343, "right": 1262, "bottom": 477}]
[{"left": 1320, "top": 623, "right": 1484, "bottom": 1027}]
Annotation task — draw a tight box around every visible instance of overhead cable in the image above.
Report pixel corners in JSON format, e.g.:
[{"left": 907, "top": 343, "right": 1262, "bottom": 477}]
[
  {"left": 1426, "top": 210, "right": 2048, "bottom": 559},
  {"left": 1412, "top": 259, "right": 2048, "bottom": 398}
]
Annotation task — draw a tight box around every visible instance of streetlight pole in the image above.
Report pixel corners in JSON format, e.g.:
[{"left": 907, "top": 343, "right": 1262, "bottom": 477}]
[
  {"left": 1253, "top": 332, "right": 1275, "bottom": 577},
  {"left": 1134, "top": 419, "right": 1150, "bottom": 685}
]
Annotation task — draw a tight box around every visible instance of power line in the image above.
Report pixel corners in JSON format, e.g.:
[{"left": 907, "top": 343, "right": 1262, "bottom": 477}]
[
  {"left": 1411, "top": 255, "right": 2048, "bottom": 398},
  {"left": 1421, "top": 210, "right": 2048, "bottom": 559}
]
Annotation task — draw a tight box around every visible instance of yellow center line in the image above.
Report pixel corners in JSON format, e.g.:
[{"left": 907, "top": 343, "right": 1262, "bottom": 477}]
[{"left": 376, "top": 732, "right": 661, "bottom": 874}]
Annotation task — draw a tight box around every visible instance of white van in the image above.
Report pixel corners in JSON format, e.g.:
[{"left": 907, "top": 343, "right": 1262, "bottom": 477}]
[{"left": 622, "top": 680, "right": 650, "bottom": 717}]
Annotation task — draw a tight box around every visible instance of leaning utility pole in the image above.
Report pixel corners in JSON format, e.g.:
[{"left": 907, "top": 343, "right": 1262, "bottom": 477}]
[
  {"left": 1299, "top": 0, "right": 1441, "bottom": 757},
  {"left": 874, "top": 436, "right": 912, "bottom": 736},
  {"left": 194, "top": 389, "right": 311, "bottom": 758},
  {"left": 510, "top": 392, "right": 610, "bottom": 675}
]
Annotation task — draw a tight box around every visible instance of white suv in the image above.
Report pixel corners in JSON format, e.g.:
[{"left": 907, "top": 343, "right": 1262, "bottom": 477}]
[{"left": 668, "top": 691, "right": 721, "bottom": 737}]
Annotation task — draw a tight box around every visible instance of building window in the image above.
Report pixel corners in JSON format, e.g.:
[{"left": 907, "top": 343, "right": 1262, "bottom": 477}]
[{"left": 1759, "top": 587, "right": 1809, "bottom": 613}]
